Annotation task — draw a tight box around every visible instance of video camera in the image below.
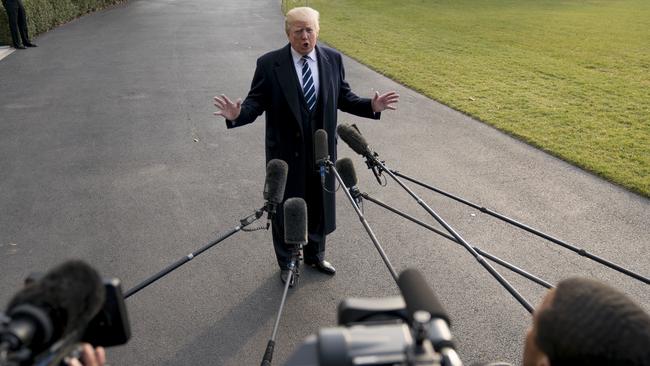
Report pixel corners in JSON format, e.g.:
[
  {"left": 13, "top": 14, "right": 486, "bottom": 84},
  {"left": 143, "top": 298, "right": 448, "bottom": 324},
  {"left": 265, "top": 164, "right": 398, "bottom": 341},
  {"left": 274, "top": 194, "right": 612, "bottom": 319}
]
[
  {"left": 285, "top": 269, "right": 463, "bottom": 366},
  {"left": 0, "top": 260, "right": 131, "bottom": 366}
]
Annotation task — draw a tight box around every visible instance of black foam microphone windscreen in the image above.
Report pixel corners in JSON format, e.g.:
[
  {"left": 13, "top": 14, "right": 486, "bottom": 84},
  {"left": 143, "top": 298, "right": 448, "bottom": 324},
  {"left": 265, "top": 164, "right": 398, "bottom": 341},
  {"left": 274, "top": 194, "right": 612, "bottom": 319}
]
[
  {"left": 314, "top": 129, "right": 329, "bottom": 165},
  {"left": 336, "top": 124, "right": 370, "bottom": 157},
  {"left": 263, "top": 159, "right": 288, "bottom": 204},
  {"left": 284, "top": 197, "right": 307, "bottom": 245},
  {"left": 397, "top": 269, "right": 450, "bottom": 325},
  {"left": 5, "top": 260, "right": 105, "bottom": 349},
  {"left": 335, "top": 158, "right": 358, "bottom": 188}
]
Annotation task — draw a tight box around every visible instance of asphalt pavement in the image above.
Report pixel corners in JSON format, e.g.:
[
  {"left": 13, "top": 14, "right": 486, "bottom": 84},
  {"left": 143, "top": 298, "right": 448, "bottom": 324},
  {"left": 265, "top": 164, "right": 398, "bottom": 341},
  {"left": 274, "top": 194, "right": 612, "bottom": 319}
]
[{"left": 0, "top": 0, "right": 648, "bottom": 365}]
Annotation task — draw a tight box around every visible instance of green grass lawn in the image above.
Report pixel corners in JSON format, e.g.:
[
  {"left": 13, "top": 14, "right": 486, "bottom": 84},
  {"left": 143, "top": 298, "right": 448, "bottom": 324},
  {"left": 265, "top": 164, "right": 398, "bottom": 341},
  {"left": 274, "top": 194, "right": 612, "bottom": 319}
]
[{"left": 286, "top": 0, "right": 650, "bottom": 197}]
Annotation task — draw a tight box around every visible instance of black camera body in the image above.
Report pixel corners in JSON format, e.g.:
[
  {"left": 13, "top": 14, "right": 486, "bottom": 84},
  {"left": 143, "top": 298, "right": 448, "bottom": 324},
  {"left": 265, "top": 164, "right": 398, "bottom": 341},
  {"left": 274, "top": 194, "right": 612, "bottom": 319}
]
[
  {"left": 0, "top": 269, "right": 131, "bottom": 366},
  {"left": 81, "top": 278, "right": 131, "bottom": 347},
  {"left": 20, "top": 272, "right": 131, "bottom": 349}
]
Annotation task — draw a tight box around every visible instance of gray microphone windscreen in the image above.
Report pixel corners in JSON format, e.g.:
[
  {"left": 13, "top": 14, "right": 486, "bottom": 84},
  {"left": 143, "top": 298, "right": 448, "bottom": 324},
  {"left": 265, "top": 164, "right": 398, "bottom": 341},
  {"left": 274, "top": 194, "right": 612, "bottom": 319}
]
[
  {"left": 263, "top": 159, "right": 288, "bottom": 203},
  {"left": 8, "top": 260, "right": 105, "bottom": 341},
  {"left": 336, "top": 124, "right": 370, "bottom": 156},
  {"left": 284, "top": 197, "right": 307, "bottom": 245},
  {"left": 335, "top": 158, "right": 358, "bottom": 188},
  {"left": 397, "top": 269, "right": 450, "bottom": 325},
  {"left": 314, "top": 129, "right": 329, "bottom": 164}
]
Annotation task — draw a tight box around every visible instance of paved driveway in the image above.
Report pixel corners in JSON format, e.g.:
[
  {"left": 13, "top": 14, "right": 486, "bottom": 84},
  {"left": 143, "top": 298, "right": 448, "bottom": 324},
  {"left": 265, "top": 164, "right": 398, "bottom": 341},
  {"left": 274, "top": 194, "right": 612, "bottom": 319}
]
[{"left": 0, "top": 0, "right": 647, "bottom": 364}]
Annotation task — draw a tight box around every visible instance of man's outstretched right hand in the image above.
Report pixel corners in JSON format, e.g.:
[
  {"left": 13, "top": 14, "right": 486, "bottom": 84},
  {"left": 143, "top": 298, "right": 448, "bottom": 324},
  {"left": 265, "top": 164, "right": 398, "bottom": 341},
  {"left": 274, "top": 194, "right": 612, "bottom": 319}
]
[{"left": 213, "top": 94, "right": 242, "bottom": 120}]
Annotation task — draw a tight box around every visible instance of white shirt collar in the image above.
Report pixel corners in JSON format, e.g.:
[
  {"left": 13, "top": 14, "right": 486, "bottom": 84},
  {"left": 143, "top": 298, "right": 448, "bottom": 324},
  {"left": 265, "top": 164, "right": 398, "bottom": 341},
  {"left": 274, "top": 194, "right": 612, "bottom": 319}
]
[{"left": 291, "top": 47, "right": 317, "bottom": 64}]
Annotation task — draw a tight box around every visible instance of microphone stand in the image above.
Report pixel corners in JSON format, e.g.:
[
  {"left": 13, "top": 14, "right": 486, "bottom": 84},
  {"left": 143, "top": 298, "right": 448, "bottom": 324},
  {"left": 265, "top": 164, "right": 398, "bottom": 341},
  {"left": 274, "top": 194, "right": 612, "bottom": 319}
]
[
  {"left": 389, "top": 170, "right": 650, "bottom": 285},
  {"left": 327, "top": 160, "right": 400, "bottom": 283},
  {"left": 124, "top": 207, "right": 266, "bottom": 299},
  {"left": 359, "top": 192, "right": 553, "bottom": 289},
  {"left": 260, "top": 245, "right": 302, "bottom": 366},
  {"left": 363, "top": 154, "right": 534, "bottom": 313}
]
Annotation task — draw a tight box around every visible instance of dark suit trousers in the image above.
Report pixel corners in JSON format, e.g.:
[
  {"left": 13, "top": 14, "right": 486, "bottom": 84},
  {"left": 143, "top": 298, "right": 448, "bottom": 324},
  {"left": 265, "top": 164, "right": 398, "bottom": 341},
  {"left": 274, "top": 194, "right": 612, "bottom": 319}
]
[
  {"left": 4, "top": 0, "right": 30, "bottom": 47},
  {"left": 272, "top": 172, "right": 326, "bottom": 269}
]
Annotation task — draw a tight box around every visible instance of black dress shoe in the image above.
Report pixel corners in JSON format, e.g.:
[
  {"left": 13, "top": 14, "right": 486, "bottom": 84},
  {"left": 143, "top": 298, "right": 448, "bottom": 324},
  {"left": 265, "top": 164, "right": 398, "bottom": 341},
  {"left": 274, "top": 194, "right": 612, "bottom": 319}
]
[
  {"left": 280, "top": 269, "right": 295, "bottom": 287},
  {"left": 24, "top": 42, "right": 37, "bottom": 47},
  {"left": 14, "top": 45, "right": 26, "bottom": 49},
  {"left": 305, "top": 260, "right": 336, "bottom": 275}
]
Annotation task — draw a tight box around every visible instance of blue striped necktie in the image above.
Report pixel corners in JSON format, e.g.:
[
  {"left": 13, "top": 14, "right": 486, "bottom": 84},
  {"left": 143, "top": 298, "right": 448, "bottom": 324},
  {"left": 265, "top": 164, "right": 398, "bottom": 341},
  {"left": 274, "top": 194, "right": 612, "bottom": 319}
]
[{"left": 301, "top": 55, "right": 316, "bottom": 111}]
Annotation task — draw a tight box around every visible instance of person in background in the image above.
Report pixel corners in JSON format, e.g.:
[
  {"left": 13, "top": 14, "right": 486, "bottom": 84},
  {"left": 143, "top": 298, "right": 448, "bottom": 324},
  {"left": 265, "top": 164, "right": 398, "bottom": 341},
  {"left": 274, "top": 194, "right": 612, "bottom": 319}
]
[{"left": 2, "top": 0, "right": 37, "bottom": 49}]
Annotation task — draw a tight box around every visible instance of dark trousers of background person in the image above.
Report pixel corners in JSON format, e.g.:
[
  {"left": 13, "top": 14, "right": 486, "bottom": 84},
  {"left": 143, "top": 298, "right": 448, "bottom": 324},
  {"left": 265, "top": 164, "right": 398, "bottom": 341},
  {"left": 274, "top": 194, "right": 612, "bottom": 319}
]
[{"left": 3, "top": 0, "right": 30, "bottom": 48}]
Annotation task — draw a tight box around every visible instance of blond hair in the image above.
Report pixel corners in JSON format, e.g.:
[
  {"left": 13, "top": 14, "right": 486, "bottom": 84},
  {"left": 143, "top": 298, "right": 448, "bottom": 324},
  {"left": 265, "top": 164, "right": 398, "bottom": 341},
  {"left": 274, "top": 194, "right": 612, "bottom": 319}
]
[{"left": 285, "top": 7, "right": 320, "bottom": 34}]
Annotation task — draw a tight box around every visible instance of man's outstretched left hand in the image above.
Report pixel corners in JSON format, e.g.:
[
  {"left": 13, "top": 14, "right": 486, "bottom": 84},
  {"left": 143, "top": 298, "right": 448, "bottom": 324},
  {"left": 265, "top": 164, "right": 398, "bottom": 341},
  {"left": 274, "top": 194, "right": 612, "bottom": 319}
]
[{"left": 371, "top": 91, "right": 399, "bottom": 113}]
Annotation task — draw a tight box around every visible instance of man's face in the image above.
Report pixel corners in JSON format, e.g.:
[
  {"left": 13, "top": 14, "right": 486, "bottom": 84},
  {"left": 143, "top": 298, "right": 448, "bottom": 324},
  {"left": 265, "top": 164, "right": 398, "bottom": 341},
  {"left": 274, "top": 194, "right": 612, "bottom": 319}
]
[
  {"left": 287, "top": 20, "right": 319, "bottom": 55},
  {"left": 523, "top": 290, "right": 554, "bottom": 366}
]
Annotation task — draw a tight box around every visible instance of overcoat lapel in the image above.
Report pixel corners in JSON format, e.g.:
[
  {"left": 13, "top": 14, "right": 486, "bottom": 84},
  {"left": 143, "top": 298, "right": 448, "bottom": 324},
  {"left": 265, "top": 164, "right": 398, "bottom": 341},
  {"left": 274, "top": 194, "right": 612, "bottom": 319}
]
[
  {"left": 315, "top": 45, "right": 330, "bottom": 114},
  {"left": 274, "top": 45, "right": 303, "bottom": 135}
]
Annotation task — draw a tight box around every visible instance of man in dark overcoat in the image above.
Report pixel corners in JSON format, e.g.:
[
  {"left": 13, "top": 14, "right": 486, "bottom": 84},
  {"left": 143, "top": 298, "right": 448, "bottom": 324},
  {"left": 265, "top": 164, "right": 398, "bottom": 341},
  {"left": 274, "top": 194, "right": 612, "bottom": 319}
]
[{"left": 214, "top": 7, "right": 398, "bottom": 284}]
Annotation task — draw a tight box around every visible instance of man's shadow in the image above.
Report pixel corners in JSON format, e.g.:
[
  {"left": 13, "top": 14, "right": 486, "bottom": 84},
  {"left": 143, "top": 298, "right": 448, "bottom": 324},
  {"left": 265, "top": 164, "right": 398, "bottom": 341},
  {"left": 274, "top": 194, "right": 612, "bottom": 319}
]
[{"left": 158, "top": 268, "right": 326, "bottom": 366}]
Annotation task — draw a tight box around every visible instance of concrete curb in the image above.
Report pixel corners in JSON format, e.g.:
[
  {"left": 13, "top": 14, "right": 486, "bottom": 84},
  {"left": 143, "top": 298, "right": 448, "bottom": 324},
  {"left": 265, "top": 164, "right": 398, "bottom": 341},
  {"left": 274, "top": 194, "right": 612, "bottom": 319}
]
[{"left": 0, "top": 45, "right": 14, "bottom": 60}]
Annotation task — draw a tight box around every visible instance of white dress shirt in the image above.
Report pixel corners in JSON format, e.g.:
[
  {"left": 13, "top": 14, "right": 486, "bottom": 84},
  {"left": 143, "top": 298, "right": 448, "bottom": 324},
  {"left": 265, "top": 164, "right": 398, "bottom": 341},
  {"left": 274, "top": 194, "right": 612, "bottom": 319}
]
[{"left": 291, "top": 47, "right": 320, "bottom": 102}]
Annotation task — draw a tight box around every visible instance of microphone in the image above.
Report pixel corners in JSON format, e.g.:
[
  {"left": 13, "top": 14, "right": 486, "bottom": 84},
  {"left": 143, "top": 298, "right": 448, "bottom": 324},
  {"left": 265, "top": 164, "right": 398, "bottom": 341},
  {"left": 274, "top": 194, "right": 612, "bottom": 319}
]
[
  {"left": 263, "top": 159, "right": 288, "bottom": 223},
  {"left": 336, "top": 124, "right": 383, "bottom": 184},
  {"left": 314, "top": 129, "right": 329, "bottom": 186},
  {"left": 260, "top": 198, "right": 307, "bottom": 366},
  {"left": 335, "top": 158, "right": 362, "bottom": 206},
  {"left": 398, "top": 269, "right": 460, "bottom": 366},
  {"left": 397, "top": 269, "right": 450, "bottom": 326},
  {"left": 1, "top": 260, "right": 105, "bottom": 355},
  {"left": 336, "top": 124, "right": 372, "bottom": 158},
  {"left": 284, "top": 197, "right": 308, "bottom": 247}
]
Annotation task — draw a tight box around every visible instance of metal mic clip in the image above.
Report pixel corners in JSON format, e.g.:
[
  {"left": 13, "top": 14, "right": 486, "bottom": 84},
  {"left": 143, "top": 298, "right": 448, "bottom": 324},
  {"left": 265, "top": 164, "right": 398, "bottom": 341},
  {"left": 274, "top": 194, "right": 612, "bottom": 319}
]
[
  {"left": 265, "top": 202, "right": 277, "bottom": 229},
  {"left": 364, "top": 152, "right": 384, "bottom": 185},
  {"left": 318, "top": 157, "right": 329, "bottom": 187},
  {"left": 241, "top": 208, "right": 265, "bottom": 227}
]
